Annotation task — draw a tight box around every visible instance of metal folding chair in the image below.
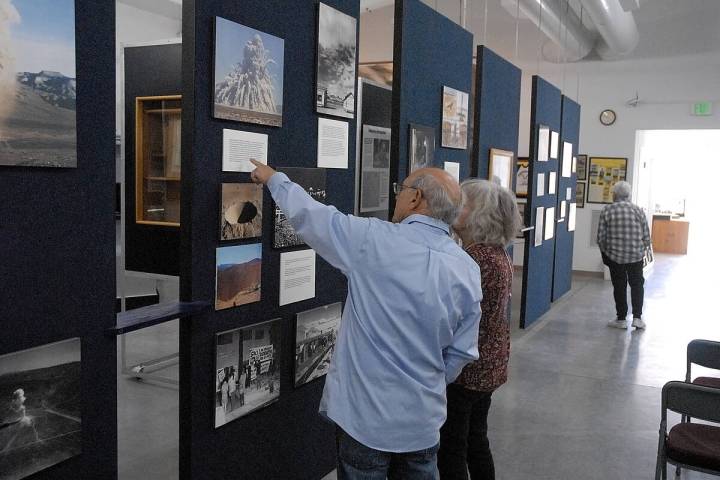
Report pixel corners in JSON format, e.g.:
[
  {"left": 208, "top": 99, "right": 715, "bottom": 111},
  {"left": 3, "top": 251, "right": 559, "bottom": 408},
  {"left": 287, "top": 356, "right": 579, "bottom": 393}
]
[{"left": 655, "top": 381, "right": 720, "bottom": 479}]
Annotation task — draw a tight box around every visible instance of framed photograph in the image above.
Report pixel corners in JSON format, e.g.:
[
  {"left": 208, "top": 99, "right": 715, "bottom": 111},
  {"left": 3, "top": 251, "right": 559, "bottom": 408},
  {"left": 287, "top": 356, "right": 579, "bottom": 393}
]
[
  {"left": 0, "top": 338, "right": 82, "bottom": 479},
  {"left": 576, "top": 182, "right": 586, "bottom": 208},
  {"left": 516, "top": 199, "right": 527, "bottom": 239},
  {"left": 548, "top": 171, "right": 557, "bottom": 195},
  {"left": 215, "top": 243, "right": 262, "bottom": 310},
  {"left": 488, "top": 148, "right": 514, "bottom": 191},
  {"left": 213, "top": 17, "right": 284, "bottom": 127},
  {"left": 544, "top": 207, "right": 555, "bottom": 240},
  {"left": 316, "top": 3, "right": 357, "bottom": 119},
  {"left": 537, "top": 125, "right": 550, "bottom": 162},
  {"left": 295, "top": 302, "right": 342, "bottom": 387},
  {"left": 274, "top": 167, "right": 327, "bottom": 248},
  {"left": 215, "top": 319, "right": 282, "bottom": 428},
  {"left": 220, "top": 183, "right": 263, "bottom": 241},
  {"left": 515, "top": 157, "right": 529, "bottom": 197},
  {"left": 536, "top": 173, "right": 545, "bottom": 197},
  {"left": 550, "top": 131, "right": 560, "bottom": 159},
  {"left": 0, "top": 0, "right": 77, "bottom": 167},
  {"left": 561, "top": 142, "right": 573, "bottom": 177},
  {"left": 534, "top": 207, "right": 544, "bottom": 247},
  {"left": 408, "top": 124, "right": 435, "bottom": 173},
  {"left": 441, "top": 86, "right": 469, "bottom": 149},
  {"left": 587, "top": 157, "right": 628, "bottom": 204},
  {"left": 576, "top": 154, "right": 588, "bottom": 181},
  {"left": 568, "top": 203, "right": 577, "bottom": 232}
]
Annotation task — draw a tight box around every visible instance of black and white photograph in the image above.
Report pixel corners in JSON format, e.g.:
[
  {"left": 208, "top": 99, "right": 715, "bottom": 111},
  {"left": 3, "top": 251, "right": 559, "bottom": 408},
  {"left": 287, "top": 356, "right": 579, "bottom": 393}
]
[
  {"left": 274, "top": 167, "right": 327, "bottom": 248},
  {"left": 409, "top": 124, "right": 435, "bottom": 173},
  {"left": 220, "top": 183, "right": 263, "bottom": 241},
  {"left": 213, "top": 17, "right": 284, "bottom": 127},
  {"left": 0, "top": 338, "right": 81, "bottom": 480},
  {"left": 316, "top": 3, "right": 357, "bottom": 119},
  {"left": 360, "top": 125, "right": 390, "bottom": 213},
  {"left": 295, "top": 302, "right": 342, "bottom": 387},
  {"left": 215, "top": 319, "right": 282, "bottom": 428},
  {"left": 0, "top": 0, "right": 77, "bottom": 168}
]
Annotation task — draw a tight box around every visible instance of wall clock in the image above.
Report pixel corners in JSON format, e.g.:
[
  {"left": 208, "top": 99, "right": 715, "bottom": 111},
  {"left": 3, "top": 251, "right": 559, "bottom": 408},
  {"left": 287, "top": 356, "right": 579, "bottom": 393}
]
[{"left": 600, "top": 109, "right": 616, "bottom": 126}]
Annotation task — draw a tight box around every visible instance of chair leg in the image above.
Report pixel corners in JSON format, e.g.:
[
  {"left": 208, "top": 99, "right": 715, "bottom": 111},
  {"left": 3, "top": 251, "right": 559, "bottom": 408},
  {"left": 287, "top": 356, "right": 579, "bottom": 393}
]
[{"left": 675, "top": 465, "right": 680, "bottom": 477}]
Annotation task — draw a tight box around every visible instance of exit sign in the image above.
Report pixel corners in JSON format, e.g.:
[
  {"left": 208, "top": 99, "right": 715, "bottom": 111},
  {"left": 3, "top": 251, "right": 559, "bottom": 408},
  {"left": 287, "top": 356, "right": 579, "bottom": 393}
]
[{"left": 692, "top": 102, "right": 713, "bottom": 116}]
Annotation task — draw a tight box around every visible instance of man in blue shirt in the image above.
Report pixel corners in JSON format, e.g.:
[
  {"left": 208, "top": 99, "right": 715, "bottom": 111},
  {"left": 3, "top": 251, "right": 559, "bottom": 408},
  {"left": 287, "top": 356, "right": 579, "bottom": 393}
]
[{"left": 251, "top": 160, "right": 481, "bottom": 479}]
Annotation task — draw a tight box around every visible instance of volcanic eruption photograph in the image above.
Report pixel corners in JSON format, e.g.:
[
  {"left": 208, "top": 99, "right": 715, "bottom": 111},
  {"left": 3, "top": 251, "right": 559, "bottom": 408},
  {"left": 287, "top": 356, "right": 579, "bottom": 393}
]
[
  {"left": 0, "top": 338, "right": 81, "bottom": 480},
  {"left": 213, "top": 16, "right": 284, "bottom": 127},
  {"left": 0, "top": 0, "right": 77, "bottom": 168},
  {"left": 215, "top": 243, "right": 262, "bottom": 310}
]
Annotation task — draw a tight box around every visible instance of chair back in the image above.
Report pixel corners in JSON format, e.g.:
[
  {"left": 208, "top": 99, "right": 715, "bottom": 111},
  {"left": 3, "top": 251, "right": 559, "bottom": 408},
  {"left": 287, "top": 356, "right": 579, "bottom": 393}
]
[
  {"left": 662, "top": 381, "right": 720, "bottom": 424},
  {"left": 688, "top": 339, "right": 720, "bottom": 370}
]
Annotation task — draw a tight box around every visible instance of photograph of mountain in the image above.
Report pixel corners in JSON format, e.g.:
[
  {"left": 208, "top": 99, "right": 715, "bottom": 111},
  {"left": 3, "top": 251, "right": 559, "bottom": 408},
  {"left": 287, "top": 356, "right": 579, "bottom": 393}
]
[
  {"left": 0, "top": 0, "right": 77, "bottom": 168},
  {"left": 273, "top": 167, "right": 327, "bottom": 248},
  {"left": 0, "top": 338, "right": 81, "bottom": 480},
  {"left": 316, "top": 3, "right": 356, "bottom": 119},
  {"left": 295, "top": 302, "right": 341, "bottom": 387},
  {"left": 220, "top": 183, "right": 263, "bottom": 241},
  {"left": 215, "top": 243, "right": 262, "bottom": 310},
  {"left": 215, "top": 318, "right": 281, "bottom": 427},
  {"left": 213, "top": 17, "right": 284, "bottom": 127}
]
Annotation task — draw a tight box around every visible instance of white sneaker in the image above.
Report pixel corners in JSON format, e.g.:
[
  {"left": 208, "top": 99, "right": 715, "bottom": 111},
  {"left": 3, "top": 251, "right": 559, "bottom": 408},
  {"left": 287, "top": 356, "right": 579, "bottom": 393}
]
[
  {"left": 632, "top": 317, "right": 646, "bottom": 329},
  {"left": 608, "top": 319, "right": 628, "bottom": 329}
]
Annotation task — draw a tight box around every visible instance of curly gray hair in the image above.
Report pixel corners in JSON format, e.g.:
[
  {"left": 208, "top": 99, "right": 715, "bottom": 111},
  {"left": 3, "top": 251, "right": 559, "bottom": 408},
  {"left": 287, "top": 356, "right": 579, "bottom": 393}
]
[
  {"left": 408, "top": 172, "right": 462, "bottom": 226},
  {"left": 459, "top": 179, "right": 522, "bottom": 247},
  {"left": 612, "top": 181, "right": 632, "bottom": 202}
]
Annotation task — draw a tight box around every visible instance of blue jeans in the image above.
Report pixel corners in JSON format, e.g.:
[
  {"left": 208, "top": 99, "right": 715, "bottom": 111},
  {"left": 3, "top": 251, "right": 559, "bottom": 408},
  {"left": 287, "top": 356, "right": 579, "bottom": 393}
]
[{"left": 336, "top": 428, "right": 439, "bottom": 480}]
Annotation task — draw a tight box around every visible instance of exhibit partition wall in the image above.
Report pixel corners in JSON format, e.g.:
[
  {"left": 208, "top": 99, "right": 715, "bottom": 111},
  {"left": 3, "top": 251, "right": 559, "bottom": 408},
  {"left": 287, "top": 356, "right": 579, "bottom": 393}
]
[
  {"left": 180, "top": 1, "right": 359, "bottom": 479},
  {"left": 520, "top": 76, "right": 562, "bottom": 328},
  {"left": 472, "top": 46, "right": 521, "bottom": 181},
  {"left": 124, "top": 43, "right": 183, "bottom": 276},
  {"left": 356, "top": 78, "right": 392, "bottom": 220},
  {"left": 0, "top": 1, "right": 118, "bottom": 479},
  {"left": 390, "top": 0, "right": 473, "bottom": 214},
  {"left": 552, "top": 96, "right": 581, "bottom": 302}
]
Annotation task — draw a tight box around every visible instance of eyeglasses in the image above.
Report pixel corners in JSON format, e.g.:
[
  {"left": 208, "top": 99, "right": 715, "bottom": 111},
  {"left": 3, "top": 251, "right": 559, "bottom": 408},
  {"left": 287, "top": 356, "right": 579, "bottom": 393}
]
[{"left": 392, "top": 182, "right": 420, "bottom": 196}]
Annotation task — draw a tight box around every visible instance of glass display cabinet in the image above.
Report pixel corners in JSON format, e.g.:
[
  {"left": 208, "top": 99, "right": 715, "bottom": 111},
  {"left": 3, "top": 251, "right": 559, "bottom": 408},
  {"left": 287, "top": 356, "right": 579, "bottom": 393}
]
[{"left": 135, "top": 95, "right": 182, "bottom": 226}]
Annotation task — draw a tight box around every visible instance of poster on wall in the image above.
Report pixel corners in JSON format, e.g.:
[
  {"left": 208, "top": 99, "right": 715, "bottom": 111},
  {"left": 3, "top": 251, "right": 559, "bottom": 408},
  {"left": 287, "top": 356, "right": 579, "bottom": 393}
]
[
  {"left": 534, "top": 207, "right": 544, "bottom": 247},
  {"left": 215, "top": 319, "right": 282, "bottom": 428},
  {"left": 360, "top": 125, "right": 390, "bottom": 213},
  {"left": 587, "top": 157, "right": 628, "bottom": 204},
  {"left": 544, "top": 207, "right": 555, "bottom": 240},
  {"left": 560, "top": 200, "right": 567, "bottom": 218},
  {"left": 0, "top": 0, "right": 77, "bottom": 167},
  {"left": 550, "top": 131, "right": 560, "bottom": 159},
  {"left": 274, "top": 167, "right": 327, "bottom": 248},
  {"left": 409, "top": 124, "right": 435, "bottom": 172},
  {"left": 488, "top": 148, "right": 514, "bottom": 191},
  {"left": 576, "top": 182, "right": 586, "bottom": 208},
  {"left": 568, "top": 203, "right": 577, "bottom": 232},
  {"left": 317, "top": 117, "right": 349, "bottom": 169},
  {"left": 0, "top": 338, "right": 82, "bottom": 480},
  {"left": 576, "top": 154, "right": 588, "bottom": 181},
  {"left": 295, "top": 302, "right": 342, "bottom": 387},
  {"left": 316, "top": 3, "right": 357, "bottom": 119},
  {"left": 220, "top": 183, "right": 263, "bottom": 241},
  {"left": 515, "top": 158, "right": 529, "bottom": 197},
  {"left": 548, "top": 171, "right": 557, "bottom": 195},
  {"left": 215, "top": 243, "right": 262, "bottom": 310},
  {"left": 537, "top": 173, "right": 545, "bottom": 197},
  {"left": 213, "top": 17, "right": 284, "bottom": 127},
  {"left": 562, "top": 142, "right": 573, "bottom": 177},
  {"left": 441, "top": 86, "right": 469, "bottom": 149},
  {"left": 537, "top": 125, "right": 550, "bottom": 162}
]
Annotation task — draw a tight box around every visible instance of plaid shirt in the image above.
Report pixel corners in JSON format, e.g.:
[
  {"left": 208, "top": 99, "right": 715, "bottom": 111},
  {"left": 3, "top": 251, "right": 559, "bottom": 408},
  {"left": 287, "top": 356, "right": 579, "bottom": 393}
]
[{"left": 597, "top": 201, "right": 651, "bottom": 264}]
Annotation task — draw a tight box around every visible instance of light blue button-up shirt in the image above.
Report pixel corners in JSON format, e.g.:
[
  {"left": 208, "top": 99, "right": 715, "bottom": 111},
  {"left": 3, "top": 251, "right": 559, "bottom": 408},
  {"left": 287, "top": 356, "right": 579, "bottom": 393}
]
[{"left": 268, "top": 172, "right": 482, "bottom": 453}]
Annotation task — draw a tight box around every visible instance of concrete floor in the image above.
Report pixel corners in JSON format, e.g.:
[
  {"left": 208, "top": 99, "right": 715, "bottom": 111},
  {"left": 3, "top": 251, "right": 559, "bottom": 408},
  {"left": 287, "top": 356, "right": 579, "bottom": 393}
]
[{"left": 119, "top": 253, "right": 718, "bottom": 479}]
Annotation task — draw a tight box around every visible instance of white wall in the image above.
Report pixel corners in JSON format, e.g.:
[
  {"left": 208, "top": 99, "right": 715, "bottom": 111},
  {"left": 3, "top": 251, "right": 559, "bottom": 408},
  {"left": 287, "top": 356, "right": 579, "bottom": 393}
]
[{"left": 359, "top": 5, "right": 394, "bottom": 63}]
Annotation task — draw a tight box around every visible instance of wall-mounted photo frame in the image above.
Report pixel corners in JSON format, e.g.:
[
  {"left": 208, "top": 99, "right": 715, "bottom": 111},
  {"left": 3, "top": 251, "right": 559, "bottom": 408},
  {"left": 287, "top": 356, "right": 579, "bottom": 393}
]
[
  {"left": 548, "top": 171, "right": 557, "bottom": 195},
  {"left": 409, "top": 124, "right": 435, "bottom": 173},
  {"left": 561, "top": 142, "right": 573, "bottom": 177},
  {"left": 544, "top": 207, "right": 555, "bottom": 240},
  {"left": 516, "top": 157, "right": 529, "bottom": 197},
  {"left": 441, "top": 86, "right": 469, "bottom": 149},
  {"left": 295, "top": 302, "right": 342, "bottom": 387},
  {"left": 534, "top": 207, "right": 544, "bottom": 247},
  {"left": 536, "top": 173, "right": 545, "bottom": 197},
  {"left": 220, "top": 183, "right": 263, "bottom": 241},
  {"left": 516, "top": 199, "right": 527, "bottom": 238},
  {"left": 488, "top": 148, "right": 514, "bottom": 191},
  {"left": 587, "top": 157, "right": 628, "bottom": 204},
  {"left": 576, "top": 154, "right": 588, "bottom": 181},
  {"left": 576, "top": 182, "right": 586, "bottom": 208},
  {"left": 550, "top": 131, "right": 559, "bottom": 159},
  {"left": 537, "top": 125, "right": 550, "bottom": 162}
]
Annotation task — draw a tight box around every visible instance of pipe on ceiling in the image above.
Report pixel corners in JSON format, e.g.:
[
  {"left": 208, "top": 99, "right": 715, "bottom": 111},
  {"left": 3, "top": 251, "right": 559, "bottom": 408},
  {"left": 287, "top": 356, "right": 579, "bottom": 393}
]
[{"left": 577, "top": 0, "right": 639, "bottom": 59}]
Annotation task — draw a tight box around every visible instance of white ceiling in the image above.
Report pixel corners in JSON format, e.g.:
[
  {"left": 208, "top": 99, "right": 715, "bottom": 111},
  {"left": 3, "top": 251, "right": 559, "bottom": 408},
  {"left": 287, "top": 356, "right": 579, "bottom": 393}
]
[{"left": 118, "top": 0, "right": 182, "bottom": 21}]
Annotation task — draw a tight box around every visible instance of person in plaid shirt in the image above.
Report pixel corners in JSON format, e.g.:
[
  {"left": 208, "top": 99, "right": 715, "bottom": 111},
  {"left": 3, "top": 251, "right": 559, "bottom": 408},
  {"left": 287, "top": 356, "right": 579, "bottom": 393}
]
[{"left": 597, "top": 181, "right": 651, "bottom": 330}]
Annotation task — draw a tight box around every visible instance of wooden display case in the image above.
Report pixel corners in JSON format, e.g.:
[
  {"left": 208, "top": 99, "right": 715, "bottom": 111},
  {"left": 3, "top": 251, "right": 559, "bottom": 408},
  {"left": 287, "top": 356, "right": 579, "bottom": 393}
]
[{"left": 135, "top": 95, "right": 182, "bottom": 226}]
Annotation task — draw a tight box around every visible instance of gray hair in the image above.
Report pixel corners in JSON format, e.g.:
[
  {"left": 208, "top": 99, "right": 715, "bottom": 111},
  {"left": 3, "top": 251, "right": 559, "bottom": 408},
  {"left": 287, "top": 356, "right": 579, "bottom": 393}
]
[
  {"left": 612, "top": 181, "right": 632, "bottom": 201},
  {"left": 459, "top": 179, "right": 522, "bottom": 247},
  {"left": 408, "top": 173, "right": 461, "bottom": 226}
]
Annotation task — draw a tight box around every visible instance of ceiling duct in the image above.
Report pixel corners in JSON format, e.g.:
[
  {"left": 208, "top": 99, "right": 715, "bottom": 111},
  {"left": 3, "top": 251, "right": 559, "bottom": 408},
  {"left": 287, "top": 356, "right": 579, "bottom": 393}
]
[{"left": 577, "top": 0, "right": 639, "bottom": 59}]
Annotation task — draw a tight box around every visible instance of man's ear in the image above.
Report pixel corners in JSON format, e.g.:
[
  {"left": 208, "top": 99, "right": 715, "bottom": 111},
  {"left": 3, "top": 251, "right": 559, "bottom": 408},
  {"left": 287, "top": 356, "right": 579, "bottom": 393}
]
[{"left": 408, "top": 188, "right": 423, "bottom": 209}]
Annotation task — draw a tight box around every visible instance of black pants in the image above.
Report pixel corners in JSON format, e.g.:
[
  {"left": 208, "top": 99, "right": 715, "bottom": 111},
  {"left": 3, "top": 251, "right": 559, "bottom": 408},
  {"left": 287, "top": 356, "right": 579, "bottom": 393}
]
[
  {"left": 438, "top": 384, "right": 494, "bottom": 480},
  {"left": 605, "top": 257, "right": 644, "bottom": 319}
]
